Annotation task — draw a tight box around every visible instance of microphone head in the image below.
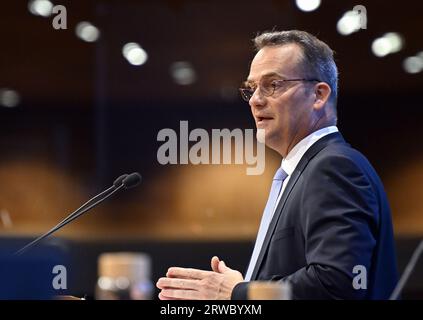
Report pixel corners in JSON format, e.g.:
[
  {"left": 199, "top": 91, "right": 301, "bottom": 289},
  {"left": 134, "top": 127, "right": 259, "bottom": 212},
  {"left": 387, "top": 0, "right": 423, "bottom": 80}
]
[
  {"left": 113, "top": 174, "right": 128, "bottom": 188},
  {"left": 122, "top": 172, "right": 142, "bottom": 189}
]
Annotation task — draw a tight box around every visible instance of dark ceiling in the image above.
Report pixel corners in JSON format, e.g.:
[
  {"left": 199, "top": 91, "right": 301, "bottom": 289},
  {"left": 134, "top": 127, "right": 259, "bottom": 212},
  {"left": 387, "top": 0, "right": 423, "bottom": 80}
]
[{"left": 1, "top": 0, "right": 423, "bottom": 107}]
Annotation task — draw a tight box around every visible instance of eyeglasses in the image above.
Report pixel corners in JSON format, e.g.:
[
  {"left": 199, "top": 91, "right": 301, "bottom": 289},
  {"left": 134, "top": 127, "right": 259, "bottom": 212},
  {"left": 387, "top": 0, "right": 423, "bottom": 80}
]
[{"left": 239, "top": 78, "right": 320, "bottom": 102}]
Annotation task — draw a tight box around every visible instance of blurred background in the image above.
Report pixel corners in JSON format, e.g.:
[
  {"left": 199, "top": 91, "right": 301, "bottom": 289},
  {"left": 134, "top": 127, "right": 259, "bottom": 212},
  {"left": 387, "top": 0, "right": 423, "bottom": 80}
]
[{"left": 0, "top": 0, "right": 422, "bottom": 299}]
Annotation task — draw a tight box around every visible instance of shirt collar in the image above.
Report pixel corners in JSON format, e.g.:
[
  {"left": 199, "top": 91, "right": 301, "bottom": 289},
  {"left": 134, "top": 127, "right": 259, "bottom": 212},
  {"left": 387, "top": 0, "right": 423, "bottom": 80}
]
[{"left": 281, "top": 126, "right": 339, "bottom": 176}]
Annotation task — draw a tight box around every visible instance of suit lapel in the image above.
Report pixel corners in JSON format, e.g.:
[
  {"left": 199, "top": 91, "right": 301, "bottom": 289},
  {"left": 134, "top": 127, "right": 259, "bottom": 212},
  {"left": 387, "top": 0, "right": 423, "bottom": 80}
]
[{"left": 250, "top": 132, "right": 346, "bottom": 280}]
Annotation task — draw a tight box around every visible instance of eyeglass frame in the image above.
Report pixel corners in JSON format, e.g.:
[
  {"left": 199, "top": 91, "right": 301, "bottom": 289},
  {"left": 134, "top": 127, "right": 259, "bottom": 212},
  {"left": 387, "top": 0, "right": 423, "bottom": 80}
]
[{"left": 239, "top": 78, "right": 321, "bottom": 102}]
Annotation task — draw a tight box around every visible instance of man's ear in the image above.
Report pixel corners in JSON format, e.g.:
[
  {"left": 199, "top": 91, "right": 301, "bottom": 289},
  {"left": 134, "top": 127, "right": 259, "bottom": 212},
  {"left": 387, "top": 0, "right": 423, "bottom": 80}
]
[{"left": 313, "top": 82, "right": 331, "bottom": 110}]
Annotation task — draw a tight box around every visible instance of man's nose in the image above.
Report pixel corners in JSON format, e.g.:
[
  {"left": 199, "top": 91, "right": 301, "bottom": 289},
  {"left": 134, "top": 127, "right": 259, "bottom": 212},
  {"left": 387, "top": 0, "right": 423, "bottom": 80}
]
[{"left": 249, "top": 88, "right": 266, "bottom": 108}]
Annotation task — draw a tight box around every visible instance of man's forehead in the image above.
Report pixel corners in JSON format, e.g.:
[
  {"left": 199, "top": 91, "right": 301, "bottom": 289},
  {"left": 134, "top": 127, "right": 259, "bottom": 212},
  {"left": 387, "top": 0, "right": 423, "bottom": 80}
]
[
  {"left": 246, "top": 71, "right": 285, "bottom": 83},
  {"left": 247, "top": 44, "right": 302, "bottom": 81}
]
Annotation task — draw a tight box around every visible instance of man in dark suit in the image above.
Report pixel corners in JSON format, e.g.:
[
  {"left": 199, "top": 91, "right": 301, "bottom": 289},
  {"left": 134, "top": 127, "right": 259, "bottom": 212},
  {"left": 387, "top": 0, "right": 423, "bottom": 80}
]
[{"left": 156, "top": 30, "right": 398, "bottom": 300}]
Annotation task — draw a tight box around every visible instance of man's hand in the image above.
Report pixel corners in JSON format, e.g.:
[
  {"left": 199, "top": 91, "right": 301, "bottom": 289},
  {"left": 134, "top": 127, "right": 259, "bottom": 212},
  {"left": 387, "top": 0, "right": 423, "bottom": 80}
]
[{"left": 156, "top": 256, "right": 244, "bottom": 300}]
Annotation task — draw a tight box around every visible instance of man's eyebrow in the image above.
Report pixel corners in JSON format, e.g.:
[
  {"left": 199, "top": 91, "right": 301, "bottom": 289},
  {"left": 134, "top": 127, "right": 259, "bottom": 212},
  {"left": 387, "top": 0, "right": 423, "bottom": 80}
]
[{"left": 246, "top": 71, "right": 285, "bottom": 83}]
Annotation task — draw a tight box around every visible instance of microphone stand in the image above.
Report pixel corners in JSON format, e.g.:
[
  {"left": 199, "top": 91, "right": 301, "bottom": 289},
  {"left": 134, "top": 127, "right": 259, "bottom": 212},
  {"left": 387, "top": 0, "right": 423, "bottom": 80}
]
[{"left": 15, "top": 184, "right": 124, "bottom": 256}]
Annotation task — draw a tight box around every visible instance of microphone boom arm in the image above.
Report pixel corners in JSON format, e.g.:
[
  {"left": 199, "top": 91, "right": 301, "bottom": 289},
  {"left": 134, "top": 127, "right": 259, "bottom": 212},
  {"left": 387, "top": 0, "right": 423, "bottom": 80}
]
[
  {"left": 390, "top": 239, "right": 423, "bottom": 300},
  {"left": 15, "top": 184, "right": 124, "bottom": 256}
]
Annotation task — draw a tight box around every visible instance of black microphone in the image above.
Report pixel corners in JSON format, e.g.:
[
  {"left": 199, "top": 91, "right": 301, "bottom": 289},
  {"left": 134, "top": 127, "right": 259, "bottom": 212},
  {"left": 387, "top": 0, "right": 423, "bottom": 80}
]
[
  {"left": 390, "top": 239, "right": 423, "bottom": 300},
  {"left": 122, "top": 172, "right": 142, "bottom": 189},
  {"left": 15, "top": 172, "right": 141, "bottom": 256}
]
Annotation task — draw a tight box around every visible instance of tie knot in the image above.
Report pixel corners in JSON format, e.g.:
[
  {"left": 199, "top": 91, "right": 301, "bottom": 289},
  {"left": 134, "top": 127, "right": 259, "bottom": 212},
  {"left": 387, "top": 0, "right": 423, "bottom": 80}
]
[{"left": 273, "top": 168, "right": 288, "bottom": 181}]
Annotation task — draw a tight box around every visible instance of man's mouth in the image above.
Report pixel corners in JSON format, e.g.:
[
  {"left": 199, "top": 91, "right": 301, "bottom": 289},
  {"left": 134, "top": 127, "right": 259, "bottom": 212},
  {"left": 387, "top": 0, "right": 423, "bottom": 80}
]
[{"left": 257, "top": 116, "right": 273, "bottom": 123}]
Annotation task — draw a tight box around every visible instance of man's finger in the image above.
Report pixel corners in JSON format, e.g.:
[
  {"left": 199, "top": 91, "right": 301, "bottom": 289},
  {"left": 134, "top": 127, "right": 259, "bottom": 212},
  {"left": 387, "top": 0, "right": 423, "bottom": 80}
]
[
  {"left": 211, "top": 256, "right": 220, "bottom": 272},
  {"left": 158, "top": 292, "right": 184, "bottom": 300},
  {"left": 167, "top": 267, "right": 211, "bottom": 280},
  {"left": 166, "top": 272, "right": 193, "bottom": 280},
  {"left": 218, "top": 260, "right": 232, "bottom": 273},
  {"left": 156, "top": 277, "right": 200, "bottom": 290},
  {"left": 160, "top": 288, "right": 200, "bottom": 300}
]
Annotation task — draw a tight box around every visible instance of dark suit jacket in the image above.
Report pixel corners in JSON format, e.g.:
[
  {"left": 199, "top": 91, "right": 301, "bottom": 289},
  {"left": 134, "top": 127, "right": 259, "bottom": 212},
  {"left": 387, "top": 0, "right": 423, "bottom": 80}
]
[{"left": 232, "top": 132, "right": 398, "bottom": 300}]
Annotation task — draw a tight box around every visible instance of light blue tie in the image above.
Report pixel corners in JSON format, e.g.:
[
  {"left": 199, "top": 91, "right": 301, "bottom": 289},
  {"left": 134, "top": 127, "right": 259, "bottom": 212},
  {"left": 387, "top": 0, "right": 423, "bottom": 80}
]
[{"left": 244, "top": 167, "right": 288, "bottom": 281}]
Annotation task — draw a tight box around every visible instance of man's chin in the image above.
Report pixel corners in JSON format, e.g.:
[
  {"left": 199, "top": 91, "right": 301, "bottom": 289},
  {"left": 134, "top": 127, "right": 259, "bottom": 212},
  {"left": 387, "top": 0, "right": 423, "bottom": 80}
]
[
  {"left": 256, "top": 128, "right": 266, "bottom": 144},
  {"left": 257, "top": 131, "right": 282, "bottom": 153}
]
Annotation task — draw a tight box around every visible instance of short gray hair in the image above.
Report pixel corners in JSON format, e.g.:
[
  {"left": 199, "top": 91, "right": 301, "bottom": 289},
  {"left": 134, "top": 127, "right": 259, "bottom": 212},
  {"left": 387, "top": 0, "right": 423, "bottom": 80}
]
[{"left": 253, "top": 30, "right": 338, "bottom": 105}]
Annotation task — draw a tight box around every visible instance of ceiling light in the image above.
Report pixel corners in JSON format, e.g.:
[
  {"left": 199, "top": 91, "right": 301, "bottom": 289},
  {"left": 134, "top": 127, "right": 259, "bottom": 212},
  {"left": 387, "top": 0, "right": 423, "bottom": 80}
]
[{"left": 75, "top": 22, "right": 100, "bottom": 43}]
